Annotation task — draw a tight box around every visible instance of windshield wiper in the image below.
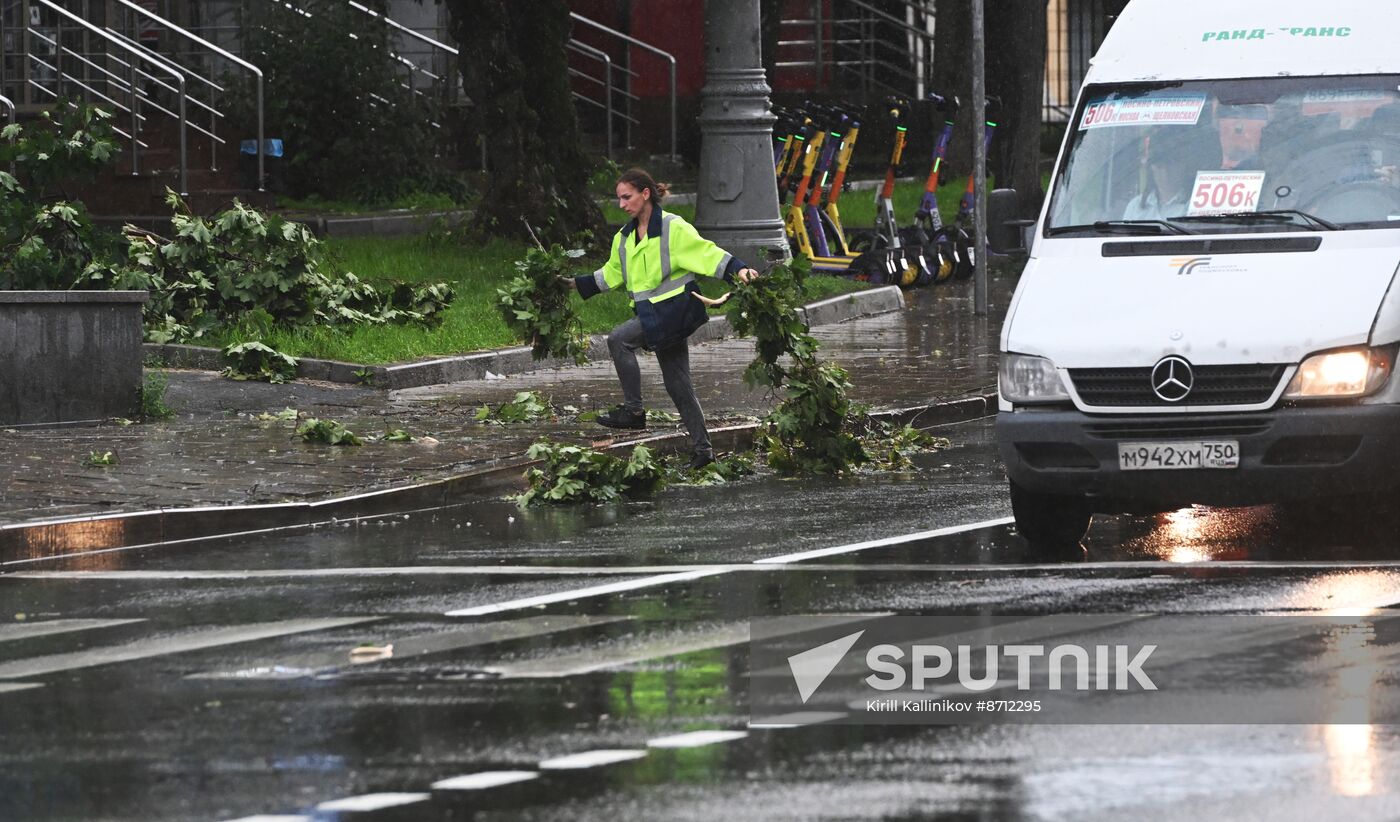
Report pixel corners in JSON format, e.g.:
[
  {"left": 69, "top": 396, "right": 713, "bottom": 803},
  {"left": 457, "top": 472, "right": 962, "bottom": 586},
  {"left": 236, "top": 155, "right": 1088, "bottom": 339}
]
[
  {"left": 1173, "top": 210, "right": 1341, "bottom": 231},
  {"left": 1045, "top": 219, "right": 1192, "bottom": 237}
]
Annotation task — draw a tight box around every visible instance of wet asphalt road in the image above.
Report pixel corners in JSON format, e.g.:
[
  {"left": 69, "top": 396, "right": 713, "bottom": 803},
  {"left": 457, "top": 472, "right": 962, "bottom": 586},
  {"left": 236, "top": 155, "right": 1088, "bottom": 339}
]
[{"left": 4, "top": 417, "right": 1400, "bottom": 821}]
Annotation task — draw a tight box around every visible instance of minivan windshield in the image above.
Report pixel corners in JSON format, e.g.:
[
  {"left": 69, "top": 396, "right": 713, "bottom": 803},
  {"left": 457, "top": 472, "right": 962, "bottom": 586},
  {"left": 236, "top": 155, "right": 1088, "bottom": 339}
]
[{"left": 1046, "top": 75, "right": 1400, "bottom": 236}]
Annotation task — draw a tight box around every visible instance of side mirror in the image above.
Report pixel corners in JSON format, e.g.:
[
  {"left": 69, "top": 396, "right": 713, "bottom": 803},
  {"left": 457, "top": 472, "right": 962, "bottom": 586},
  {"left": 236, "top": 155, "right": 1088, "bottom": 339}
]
[{"left": 987, "top": 188, "right": 1033, "bottom": 255}]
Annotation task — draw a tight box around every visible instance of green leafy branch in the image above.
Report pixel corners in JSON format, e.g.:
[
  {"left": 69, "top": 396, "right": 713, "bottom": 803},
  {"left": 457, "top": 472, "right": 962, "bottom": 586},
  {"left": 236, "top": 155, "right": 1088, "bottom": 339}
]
[
  {"left": 222, "top": 342, "right": 299, "bottom": 384},
  {"left": 476, "top": 390, "right": 554, "bottom": 424},
  {"left": 296, "top": 418, "right": 364, "bottom": 446},
  {"left": 728, "top": 256, "right": 944, "bottom": 474},
  {"left": 497, "top": 245, "right": 589, "bottom": 364}
]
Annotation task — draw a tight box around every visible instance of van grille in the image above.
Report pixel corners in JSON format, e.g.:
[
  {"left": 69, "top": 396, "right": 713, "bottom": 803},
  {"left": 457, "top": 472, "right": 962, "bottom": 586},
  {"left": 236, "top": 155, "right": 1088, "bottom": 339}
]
[
  {"left": 1069, "top": 365, "right": 1287, "bottom": 407},
  {"left": 1084, "top": 418, "right": 1273, "bottom": 439}
]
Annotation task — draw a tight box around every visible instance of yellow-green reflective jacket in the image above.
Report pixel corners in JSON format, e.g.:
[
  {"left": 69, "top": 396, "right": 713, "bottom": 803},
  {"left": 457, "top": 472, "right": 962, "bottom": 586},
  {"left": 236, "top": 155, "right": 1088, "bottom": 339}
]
[{"left": 577, "top": 209, "right": 742, "bottom": 349}]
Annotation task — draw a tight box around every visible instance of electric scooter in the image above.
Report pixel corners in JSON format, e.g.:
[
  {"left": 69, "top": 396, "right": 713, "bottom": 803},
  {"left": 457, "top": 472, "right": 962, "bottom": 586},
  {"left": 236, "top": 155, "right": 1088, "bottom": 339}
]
[
  {"left": 784, "top": 115, "right": 856, "bottom": 273},
  {"left": 870, "top": 96, "right": 910, "bottom": 252},
  {"left": 908, "top": 92, "right": 961, "bottom": 285},
  {"left": 950, "top": 97, "right": 1002, "bottom": 280},
  {"left": 810, "top": 104, "right": 920, "bottom": 285}
]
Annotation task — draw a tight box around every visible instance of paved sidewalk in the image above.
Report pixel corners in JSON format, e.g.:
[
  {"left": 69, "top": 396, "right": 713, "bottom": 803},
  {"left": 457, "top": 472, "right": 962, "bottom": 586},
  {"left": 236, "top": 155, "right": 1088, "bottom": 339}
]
[{"left": 0, "top": 275, "right": 1012, "bottom": 527}]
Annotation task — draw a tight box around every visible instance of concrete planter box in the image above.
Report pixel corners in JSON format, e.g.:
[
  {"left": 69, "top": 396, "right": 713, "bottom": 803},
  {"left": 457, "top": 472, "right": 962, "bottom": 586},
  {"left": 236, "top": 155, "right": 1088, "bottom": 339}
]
[{"left": 0, "top": 291, "right": 149, "bottom": 426}]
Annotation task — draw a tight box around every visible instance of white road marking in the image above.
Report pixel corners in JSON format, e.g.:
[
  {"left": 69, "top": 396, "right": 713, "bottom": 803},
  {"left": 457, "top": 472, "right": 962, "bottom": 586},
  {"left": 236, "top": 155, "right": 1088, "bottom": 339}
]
[
  {"left": 4, "top": 566, "right": 723, "bottom": 580},
  {"left": 10, "top": 559, "right": 1400, "bottom": 583},
  {"left": 188, "top": 615, "right": 631, "bottom": 680},
  {"left": 0, "top": 682, "right": 43, "bottom": 694},
  {"left": 0, "top": 617, "right": 379, "bottom": 679},
  {"left": 489, "top": 614, "right": 887, "bottom": 680},
  {"left": 0, "top": 618, "right": 144, "bottom": 642},
  {"left": 220, "top": 816, "right": 311, "bottom": 822},
  {"left": 647, "top": 730, "right": 748, "bottom": 749},
  {"left": 747, "top": 711, "right": 848, "bottom": 728},
  {"left": 538, "top": 749, "right": 648, "bottom": 770},
  {"left": 13, "top": 559, "right": 1400, "bottom": 580},
  {"left": 431, "top": 771, "right": 539, "bottom": 791},
  {"left": 489, "top": 623, "right": 751, "bottom": 679},
  {"left": 753, "top": 517, "right": 1016, "bottom": 564},
  {"left": 315, "top": 793, "right": 430, "bottom": 813},
  {"left": 445, "top": 569, "right": 724, "bottom": 617}
]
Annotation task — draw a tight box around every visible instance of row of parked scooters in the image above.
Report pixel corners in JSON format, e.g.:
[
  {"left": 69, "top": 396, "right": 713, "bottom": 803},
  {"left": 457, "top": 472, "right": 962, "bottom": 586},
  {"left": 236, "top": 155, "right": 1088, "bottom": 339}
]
[{"left": 775, "top": 93, "right": 1000, "bottom": 287}]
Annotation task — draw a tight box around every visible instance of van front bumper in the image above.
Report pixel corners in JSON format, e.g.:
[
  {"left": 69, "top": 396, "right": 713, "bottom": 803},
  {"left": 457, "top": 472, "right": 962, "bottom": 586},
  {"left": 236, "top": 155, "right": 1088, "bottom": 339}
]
[{"left": 997, "top": 405, "right": 1400, "bottom": 509}]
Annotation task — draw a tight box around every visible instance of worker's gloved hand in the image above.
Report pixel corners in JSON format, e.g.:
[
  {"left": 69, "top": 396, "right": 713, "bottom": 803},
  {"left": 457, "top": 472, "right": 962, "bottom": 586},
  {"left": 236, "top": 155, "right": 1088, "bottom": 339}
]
[{"left": 558, "top": 275, "right": 578, "bottom": 290}]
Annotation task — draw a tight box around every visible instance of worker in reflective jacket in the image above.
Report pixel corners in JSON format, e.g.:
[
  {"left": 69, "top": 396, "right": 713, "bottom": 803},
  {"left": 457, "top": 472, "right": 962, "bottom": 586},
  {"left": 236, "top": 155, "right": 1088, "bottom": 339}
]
[{"left": 568, "top": 168, "right": 758, "bottom": 470}]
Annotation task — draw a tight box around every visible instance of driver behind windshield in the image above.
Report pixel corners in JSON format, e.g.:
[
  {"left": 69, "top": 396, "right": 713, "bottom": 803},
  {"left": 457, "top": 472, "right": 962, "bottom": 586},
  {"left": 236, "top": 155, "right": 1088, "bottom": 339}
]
[{"left": 1123, "top": 126, "right": 1224, "bottom": 221}]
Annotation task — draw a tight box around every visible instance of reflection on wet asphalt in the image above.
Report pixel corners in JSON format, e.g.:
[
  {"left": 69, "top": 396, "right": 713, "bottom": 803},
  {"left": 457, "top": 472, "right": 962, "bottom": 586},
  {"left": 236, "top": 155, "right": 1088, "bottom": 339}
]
[{"left": 7, "top": 418, "right": 1400, "bottom": 820}]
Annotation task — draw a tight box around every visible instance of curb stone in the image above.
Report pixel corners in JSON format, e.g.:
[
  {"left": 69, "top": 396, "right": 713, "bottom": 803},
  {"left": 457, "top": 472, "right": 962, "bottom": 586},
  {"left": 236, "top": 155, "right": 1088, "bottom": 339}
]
[
  {"left": 0, "top": 389, "right": 994, "bottom": 565},
  {"left": 143, "top": 285, "right": 907, "bottom": 391}
]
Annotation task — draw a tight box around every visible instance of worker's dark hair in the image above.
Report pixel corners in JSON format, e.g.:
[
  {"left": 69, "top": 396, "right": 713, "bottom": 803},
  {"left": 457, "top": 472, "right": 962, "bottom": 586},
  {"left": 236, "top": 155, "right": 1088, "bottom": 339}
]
[{"left": 617, "top": 167, "right": 669, "bottom": 204}]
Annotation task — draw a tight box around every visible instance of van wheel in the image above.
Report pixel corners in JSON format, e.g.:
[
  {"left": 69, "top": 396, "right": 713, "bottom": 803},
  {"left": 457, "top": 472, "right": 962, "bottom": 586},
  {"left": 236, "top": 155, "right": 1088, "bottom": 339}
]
[{"left": 1010, "top": 481, "right": 1092, "bottom": 549}]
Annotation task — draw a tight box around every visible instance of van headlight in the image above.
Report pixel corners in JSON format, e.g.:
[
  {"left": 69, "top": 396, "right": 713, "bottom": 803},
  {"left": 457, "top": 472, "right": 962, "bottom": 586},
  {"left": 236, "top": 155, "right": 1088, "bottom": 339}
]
[
  {"left": 1000, "top": 353, "right": 1070, "bottom": 404},
  {"left": 1284, "top": 345, "right": 1394, "bottom": 399}
]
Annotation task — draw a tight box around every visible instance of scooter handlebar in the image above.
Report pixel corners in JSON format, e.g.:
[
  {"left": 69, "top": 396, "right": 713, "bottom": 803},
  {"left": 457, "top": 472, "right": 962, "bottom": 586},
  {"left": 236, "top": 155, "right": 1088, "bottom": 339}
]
[{"left": 927, "top": 93, "right": 960, "bottom": 115}]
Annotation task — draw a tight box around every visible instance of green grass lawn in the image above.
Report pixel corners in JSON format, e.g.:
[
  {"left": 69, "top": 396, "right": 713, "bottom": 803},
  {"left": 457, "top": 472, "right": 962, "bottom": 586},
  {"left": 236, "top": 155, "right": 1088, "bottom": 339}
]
[{"left": 202, "top": 235, "right": 869, "bottom": 365}]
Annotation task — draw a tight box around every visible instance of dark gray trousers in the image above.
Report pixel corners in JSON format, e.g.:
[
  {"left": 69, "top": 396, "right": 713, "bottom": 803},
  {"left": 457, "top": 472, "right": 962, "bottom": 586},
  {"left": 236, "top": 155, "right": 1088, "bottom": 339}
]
[{"left": 607, "top": 317, "right": 711, "bottom": 456}]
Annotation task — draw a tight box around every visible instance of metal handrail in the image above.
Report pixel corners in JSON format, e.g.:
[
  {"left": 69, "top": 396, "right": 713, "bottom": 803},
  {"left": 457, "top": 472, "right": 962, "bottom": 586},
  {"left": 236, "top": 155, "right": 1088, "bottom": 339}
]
[
  {"left": 30, "top": 0, "right": 188, "bottom": 194},
  {"left": 568, "top": 39, "right": 616, "bottom": 159},
  {"left": 110, "top": 0, "right": 265, "bottom": 190},
  {"left": 844, "top": 0, "right": 933, "bottom": 40},
  {"left": 569, "top": 12, "right": 676, "bottom": 160},
  {"left": 347, "top": 1, "right": 457, "bottom": 56},
  {"left": 829, "top": 4, "right": 932, "bottom": 98},
  {"left": 99, "top": 32, "right": 223, "bottom": 125},
  {"left": 1, "top": 93, "right": 13, "bottom": 174}
]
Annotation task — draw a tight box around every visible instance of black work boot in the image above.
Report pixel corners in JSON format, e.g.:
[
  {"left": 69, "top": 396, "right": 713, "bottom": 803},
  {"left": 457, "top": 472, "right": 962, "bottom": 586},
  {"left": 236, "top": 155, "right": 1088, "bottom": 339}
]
[
  {"left": 687, "top": 451, "right": 715, "bottom": 470},
  {"left": 596, "top": 406, "right": 647, "bottom": 430}
]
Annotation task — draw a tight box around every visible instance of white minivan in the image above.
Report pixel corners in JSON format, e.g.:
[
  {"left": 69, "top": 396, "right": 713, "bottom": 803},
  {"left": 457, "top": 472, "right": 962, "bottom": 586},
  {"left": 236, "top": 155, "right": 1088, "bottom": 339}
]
[{"left": 995, "top": 0, "right": 1400, "bottom": 545}]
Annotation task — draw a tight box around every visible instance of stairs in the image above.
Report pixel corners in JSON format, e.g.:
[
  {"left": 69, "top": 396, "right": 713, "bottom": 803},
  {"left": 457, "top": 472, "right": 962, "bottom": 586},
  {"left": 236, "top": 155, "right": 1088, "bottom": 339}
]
[{"left": 67, "top": 117, "right": 274, "bottom": 218}]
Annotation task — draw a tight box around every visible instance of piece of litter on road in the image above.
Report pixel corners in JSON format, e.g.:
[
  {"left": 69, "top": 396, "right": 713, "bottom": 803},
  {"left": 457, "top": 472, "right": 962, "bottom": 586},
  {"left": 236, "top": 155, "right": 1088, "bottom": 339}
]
[
  {"left": 485, "top": 370, "right": 505, "bottom": 380},
  {"left": 349, "top": 644, "right": 393, "bottom": 662}
]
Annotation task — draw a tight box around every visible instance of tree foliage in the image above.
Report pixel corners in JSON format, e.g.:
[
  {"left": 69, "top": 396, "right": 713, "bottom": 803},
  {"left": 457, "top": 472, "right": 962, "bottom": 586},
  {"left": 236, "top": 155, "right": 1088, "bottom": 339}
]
[
  {"left": 237, "top": 0, "right": 460, "bottom": 204},
  {"left": 444, "top": 0, "right": 603, "bottom": 244},
  {"left": 932, "top": 0, "right": 1049, "bottom": 218}
]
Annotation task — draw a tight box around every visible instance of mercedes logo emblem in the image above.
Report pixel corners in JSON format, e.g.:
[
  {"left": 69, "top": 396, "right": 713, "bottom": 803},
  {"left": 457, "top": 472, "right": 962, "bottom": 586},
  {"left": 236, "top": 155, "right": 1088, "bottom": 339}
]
[{"left": 1151, "top": 356, "right": 1194, "bottom": 403}]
